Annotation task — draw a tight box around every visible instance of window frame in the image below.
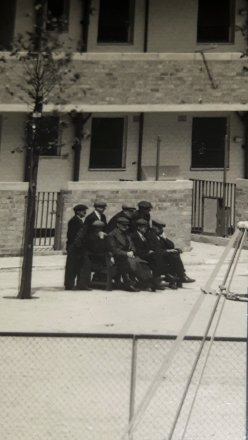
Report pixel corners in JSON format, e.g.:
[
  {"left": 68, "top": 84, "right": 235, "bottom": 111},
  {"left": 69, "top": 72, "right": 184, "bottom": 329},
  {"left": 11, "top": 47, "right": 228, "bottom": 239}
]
[
  {"left": 191, "top": 116, "right": 230, "bottom": 171},
  {"left": 88, "top": 116, "right": 127, "bottom": 170},
  {"left": 97, "top": 0, "right": 135, "bottom": 45},
  {"left": 196, "top": 0, "right": 235, "bottom": 44}
]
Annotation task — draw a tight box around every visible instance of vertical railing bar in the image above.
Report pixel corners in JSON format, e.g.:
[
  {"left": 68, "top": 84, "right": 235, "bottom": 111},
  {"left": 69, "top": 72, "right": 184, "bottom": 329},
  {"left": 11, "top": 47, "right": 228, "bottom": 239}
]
[
  {"left": 129, "top": 335, "right": 138, "bottom": 440},
  {"left": 39, "top": 192, "right": 45, "bottom": 246},
  {"left": 44, "top": 192, "right": 50, "bottom": 246}
]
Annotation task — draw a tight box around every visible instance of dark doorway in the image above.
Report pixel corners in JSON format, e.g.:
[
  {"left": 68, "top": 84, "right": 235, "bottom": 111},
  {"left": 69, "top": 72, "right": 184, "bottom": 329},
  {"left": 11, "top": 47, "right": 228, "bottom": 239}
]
[
  {"left": 97, "top": 0, "right": 134, "bottom": 43},
  {"left": 0, "top": 0, "right": 17, "bottom": 50},
  {"left": 191, "top": 117, "right": 228, "bottom": 169},
  {"left": 197, "top": 0, "right": 234, "bottom": 43},
  {"left": 89, "top": 117, "right": 125, "bottom": 169}
]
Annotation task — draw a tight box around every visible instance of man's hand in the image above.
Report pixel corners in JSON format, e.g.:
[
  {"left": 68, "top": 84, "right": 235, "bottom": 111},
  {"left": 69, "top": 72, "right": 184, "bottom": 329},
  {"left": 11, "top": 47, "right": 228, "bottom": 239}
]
[
  {"left": 98, "top": 231, "right": 107, "bottom": 239},
  {"left": 167, "top": 249, "right": 178, "bottom": 254},
  {"left": 127, "top": 251, "right": 134, "bottom": 258},
  {"left": 148, "top": 250, "right": 154, "bottom": 254}
]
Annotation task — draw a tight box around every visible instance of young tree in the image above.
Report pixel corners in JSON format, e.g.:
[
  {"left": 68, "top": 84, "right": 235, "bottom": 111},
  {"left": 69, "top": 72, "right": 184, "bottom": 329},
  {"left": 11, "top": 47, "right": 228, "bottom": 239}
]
[{"left": 1, "top": 1, "right": 81, "bottom": 298}]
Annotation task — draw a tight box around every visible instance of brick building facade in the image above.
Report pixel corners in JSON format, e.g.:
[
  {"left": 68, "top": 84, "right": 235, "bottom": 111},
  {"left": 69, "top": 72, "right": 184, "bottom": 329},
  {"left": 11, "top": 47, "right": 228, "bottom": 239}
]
[
  {"left": 0, "top": 0, "right": 247, "bottom": 189},
  {"left": 1, "top": 0, "right": 248, "bottom": 253}
]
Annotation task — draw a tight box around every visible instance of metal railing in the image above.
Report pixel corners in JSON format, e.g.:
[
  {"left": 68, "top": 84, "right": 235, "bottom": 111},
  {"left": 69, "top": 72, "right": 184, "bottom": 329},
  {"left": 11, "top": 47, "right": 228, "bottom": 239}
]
[
  {"left": 34, "top": 191, "right": 60, "bottom": 247},
  {"left": 191, "top": 179, "right": 236, "bottom": 235},
  {"left": 0, "top": 332, "right": 246, "bottom": 440}
]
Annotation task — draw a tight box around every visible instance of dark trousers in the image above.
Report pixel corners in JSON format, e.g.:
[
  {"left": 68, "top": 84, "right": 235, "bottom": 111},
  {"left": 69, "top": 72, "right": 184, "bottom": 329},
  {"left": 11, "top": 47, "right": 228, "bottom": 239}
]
[{"left": 64, "top": 251, "right": 82, "bottom": 289}]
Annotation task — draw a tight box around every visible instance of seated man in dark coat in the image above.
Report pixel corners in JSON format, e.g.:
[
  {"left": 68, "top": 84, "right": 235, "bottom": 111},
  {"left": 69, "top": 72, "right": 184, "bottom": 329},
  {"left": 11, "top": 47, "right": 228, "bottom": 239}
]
[
  {"left": 64, "top": 203, "right": 89, "bottom": 290},
  {"left": 77, "top": 220, "right": 115, "bottom": 289},
  {"left": 108, "top": 217, "right": 153, "bottom": 291},
  {"left": 146, "top": 219, "right": 195, "bottom": 288},
  {"left": 131, "top": 218, "right": 175, "bottom": 289},
  {"left": 106, "top": 203, "right": 136, "bottom": 233},
  {"left": 84, "top": 199, "right": 107, "bottom": 229}
]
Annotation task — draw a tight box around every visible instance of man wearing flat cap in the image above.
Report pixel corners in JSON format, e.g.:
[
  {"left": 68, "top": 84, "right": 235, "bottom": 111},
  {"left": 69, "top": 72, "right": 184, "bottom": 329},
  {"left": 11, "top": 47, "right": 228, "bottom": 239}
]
[
  {"left": 64, "top": 203, "right": 89, "bottom": 290},
  {"left": 146, "top": 219, "right": 195, "bottom": 287},
  {"left": 84, "top": 199, "right": 107, "bottom": 229},
  {"left": 108, "top": 217, "right": 153, "bottom": 291},
  {"left": 106, "top": 203, "right": 136, "bottom": 233},
  {"left": 131, "top": 200, "right": 153, "bottom": 231}
]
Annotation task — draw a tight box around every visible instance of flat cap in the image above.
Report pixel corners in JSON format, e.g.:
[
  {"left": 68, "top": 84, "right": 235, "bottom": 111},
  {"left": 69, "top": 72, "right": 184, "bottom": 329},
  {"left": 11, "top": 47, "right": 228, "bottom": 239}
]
[
  {"left": 136, "top": 218, "right": 149, "bottom": 226},
  {"left": 138, "top": 200, "right": 153, "bottom": 209},
  {"left": 117, "top": 216, "right": 130, "bottom": 225},
  {"left": 92, "top": 220, "right": 105, "bottom": 228},
  {"left": 122, "top": 203, "right": 136, "bottom": 211},
  {"left": 94, "top": 200, "right": 107, "bottom": 208},
  {"left": 73, "top": 204, "right": 88, "bottom": 212},
  {"left": 152, "top": 219, "right": 166, "bottom": 228}
]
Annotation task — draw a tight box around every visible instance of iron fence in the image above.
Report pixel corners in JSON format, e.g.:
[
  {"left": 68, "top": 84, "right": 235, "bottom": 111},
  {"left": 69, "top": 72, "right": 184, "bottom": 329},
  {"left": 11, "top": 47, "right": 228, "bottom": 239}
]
[
  {"left": 191, "top": 179, "right": 236, "bottom": 235},
  {"left": 0, "top": 333, "right": 246, "bottom": 440},
  {"left": 34, "top": 191, "right": 60, "bottom": 247}
]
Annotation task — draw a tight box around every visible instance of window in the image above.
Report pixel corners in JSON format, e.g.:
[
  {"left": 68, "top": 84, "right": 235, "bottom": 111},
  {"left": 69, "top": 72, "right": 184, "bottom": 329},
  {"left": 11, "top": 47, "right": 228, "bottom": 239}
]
[
  {"left": 191, "top": 118, "right": 228, "bottom": 168},
  {"left": 97, "top": 0, "right": 134, "bottom": 43},
  {"left": 37, "top": 116, "right": 60, "bottom": 156},
  {"left": 46, "top": 0, "right": 70, "bottom": 32},
  {"left": 197, "top": 0, "right": 234, "bottom": 43},
  {"left": 89, "top": 118, "right": 126, "bottom": 169},
  {"left": 0, "top": 0, "right": 16, "bottom": 50}
]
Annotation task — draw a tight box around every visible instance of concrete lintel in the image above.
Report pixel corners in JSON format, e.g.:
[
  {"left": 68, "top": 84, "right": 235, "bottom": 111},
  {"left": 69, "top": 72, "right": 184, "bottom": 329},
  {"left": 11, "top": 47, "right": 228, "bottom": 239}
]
[
  {"left": 0, "top": 182, "right": 28, "bottom": 191},
  {"left": 62, "top": 180, "right": 193, "bottom": 191},
  {"left": 72, "top": 52, "right": 243, "bottom": 61},
  {"left": 1, "top": 103, "right": 248, "bottom": 113}
]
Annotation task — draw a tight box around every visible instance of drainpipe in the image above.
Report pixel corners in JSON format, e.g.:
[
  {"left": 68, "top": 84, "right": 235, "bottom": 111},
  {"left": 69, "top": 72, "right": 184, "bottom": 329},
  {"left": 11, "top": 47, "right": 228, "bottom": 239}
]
[
  {"left": 71, "top": 113, "right": 83, "bottom": 181},
  {"left": 71, "top": 113, "right": 91, "bottom": 181},
  {"left": 143, "top": 0, "right": 150, "bottom": 52},
  {"left": 137, "top": 113, "right": 144, "bottom": 181},
  {"left": 244, "top": 113, "right": 248, "bottom": 178},
  {"left": 80, "top": 0, "right": 91, "bottom": 52}
]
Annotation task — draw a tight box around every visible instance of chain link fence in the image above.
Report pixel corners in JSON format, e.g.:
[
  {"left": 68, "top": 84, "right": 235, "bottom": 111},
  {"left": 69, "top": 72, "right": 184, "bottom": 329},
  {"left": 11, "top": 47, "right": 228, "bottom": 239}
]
[{"left": 0, "top": 334, "right": 246, "bottom": 440}]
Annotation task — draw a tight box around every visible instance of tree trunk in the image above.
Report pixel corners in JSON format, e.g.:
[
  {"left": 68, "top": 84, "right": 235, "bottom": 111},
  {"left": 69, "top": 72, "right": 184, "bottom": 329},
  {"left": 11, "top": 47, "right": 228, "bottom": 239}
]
[{"left": 18, "top": 116, "right": 40, "bottom": 299}]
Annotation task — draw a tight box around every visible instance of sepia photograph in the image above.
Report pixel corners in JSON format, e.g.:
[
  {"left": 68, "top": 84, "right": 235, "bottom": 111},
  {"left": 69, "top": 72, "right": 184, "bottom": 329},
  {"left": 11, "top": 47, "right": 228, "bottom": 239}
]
[{"left": 0, "top": 0, "right": 248, "bottom": 439}]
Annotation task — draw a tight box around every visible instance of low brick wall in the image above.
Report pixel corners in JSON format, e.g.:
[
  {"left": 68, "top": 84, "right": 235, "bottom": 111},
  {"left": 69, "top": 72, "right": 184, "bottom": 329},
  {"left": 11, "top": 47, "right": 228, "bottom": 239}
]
[
  {"left": 60, "top": 180, "right": 193, "bottom": 251},
  {"left": 235, "top": 179, "right": 248, "bottom": 225},
  {"left": 0, "top": 183, "right": 28, "bottom": 256}
]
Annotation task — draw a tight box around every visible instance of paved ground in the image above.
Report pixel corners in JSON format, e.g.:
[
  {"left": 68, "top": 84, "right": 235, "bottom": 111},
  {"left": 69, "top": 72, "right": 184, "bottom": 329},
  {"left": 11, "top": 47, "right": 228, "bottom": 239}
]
[
  {"left": 0, "top": 240, "right": 247, "bottom": 440},
  {"left": 0, "top": 241, "right": 247, "bottom": 337}
]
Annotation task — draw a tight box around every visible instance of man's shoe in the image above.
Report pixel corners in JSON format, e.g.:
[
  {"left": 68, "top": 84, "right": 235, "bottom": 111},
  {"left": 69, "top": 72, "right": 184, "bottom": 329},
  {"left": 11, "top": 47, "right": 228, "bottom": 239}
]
[
  {"left": 126, "top": 285, "right": 140, "bottom": 292},
  {"left": 181, "top": 275, "right": 195, "bottom": 283},
  {"left": 165, "top": 274, "right": 178, "bottom": 283},
  {"left": 169, "top": 282, "right": 178, "bottom": 290},
  {"left": 177, "top": 281, "right": 183, "bottom": 288},
  {"left": 78, "top": 286, "right": 92, "bottom": 291}
]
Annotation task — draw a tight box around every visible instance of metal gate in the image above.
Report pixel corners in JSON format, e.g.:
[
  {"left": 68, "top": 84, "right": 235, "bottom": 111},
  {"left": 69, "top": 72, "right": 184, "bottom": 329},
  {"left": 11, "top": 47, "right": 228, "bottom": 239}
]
[
  {"left": 34, "top": 191, "right": 61, "bottom": 247},
  {"left": 191, "top": 179, "right": 236, "bottom": 235}
]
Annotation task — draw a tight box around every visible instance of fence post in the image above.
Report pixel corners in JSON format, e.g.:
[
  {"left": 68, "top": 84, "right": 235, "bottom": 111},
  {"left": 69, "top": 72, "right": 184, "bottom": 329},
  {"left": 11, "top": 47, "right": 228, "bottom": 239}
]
[
  {"left": 129, "top": 335, "right": 138, "bottom": 440},
  {"left": 54, "top": 192, "right": 63, "bottom": 250}
]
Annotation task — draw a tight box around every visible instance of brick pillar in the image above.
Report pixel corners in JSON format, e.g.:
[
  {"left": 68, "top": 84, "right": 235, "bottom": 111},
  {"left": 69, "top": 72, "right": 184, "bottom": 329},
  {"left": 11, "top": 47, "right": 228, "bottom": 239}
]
[{"left": 0, "top": 183, "right": 28, "bottom": 256}]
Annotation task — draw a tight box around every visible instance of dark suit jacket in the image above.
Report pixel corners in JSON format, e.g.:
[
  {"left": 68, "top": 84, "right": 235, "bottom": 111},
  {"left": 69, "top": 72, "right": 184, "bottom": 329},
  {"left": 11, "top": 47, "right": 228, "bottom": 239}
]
[
  {"left": 131, "top": 231, "right": 151, "bottom": 260},
  {"left": 66, "top": 215, "right": 84, "bottom": 250},
  {"left": 108, "top": 228, "right": 135, "bottom": 258},
  {"left": 146, "top": 229, "right": 175, "bottom": 253},
  {"left": 84, "top": 211, "right": 107, "bottom": 228}
]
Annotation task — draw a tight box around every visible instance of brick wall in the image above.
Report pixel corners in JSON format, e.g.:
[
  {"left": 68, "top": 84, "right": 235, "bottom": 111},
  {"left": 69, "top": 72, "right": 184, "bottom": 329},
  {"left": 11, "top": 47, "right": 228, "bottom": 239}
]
[
  {"left": 60, "top": 180, "right": 193, "bottom": 251},
  {"left": 0, "top": 183, "right": 28, "bottom": 256},
  {"left": 235, "top": 179, "right": 248, "bottom": 225}
]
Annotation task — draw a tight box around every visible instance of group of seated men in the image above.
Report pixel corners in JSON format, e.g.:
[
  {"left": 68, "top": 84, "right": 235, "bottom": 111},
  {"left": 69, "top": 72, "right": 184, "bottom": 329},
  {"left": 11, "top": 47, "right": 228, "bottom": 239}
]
[{"left": 64, "top": 199, "right": 195, "bottom": 292}]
